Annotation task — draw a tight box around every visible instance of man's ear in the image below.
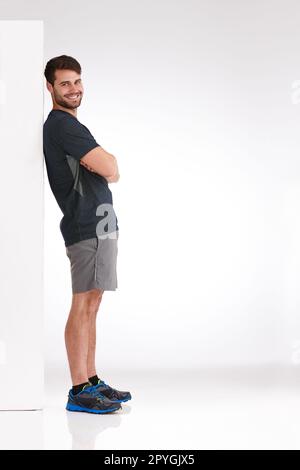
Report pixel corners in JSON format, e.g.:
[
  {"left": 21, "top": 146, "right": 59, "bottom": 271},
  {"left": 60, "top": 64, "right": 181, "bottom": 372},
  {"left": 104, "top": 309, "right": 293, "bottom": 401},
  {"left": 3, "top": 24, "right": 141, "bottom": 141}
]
[{"left": 46, "top": 81, "right": 52, "bottom": 93}]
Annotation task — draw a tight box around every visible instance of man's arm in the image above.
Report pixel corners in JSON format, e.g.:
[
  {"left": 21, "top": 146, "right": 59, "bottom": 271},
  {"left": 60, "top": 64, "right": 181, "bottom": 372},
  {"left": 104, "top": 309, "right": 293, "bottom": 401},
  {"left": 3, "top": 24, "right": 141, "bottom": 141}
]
[
  {"left": 57, "top": 116, "right": 119, "bottom": 179},
  {"left": 79, "top": 145, "right": 119, "bottom": 179},
  {"left": 79, "top": 151, "right": 120, "bottom": 183}
]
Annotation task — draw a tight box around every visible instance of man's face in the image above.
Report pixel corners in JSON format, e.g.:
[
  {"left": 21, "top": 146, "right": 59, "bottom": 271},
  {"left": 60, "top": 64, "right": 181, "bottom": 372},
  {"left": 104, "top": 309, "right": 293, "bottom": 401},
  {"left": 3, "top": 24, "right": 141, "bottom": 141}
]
[{"left": 48, "top": 69, "right": 84, "bottom": 110}]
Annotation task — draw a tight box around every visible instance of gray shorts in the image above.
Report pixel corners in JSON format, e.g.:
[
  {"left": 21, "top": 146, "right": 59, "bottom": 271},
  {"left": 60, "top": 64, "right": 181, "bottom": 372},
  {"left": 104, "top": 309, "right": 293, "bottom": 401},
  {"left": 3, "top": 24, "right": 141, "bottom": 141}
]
[{"left": 66, "top": 230, "right": 119, "bottom": 294}]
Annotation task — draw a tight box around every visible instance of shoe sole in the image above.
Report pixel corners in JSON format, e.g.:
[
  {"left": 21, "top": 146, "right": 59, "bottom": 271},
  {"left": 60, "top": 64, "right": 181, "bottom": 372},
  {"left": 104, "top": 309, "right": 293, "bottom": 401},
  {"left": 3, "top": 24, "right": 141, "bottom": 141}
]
[{"left": 66, "top": 403, "right": 120, "bottom": 414}]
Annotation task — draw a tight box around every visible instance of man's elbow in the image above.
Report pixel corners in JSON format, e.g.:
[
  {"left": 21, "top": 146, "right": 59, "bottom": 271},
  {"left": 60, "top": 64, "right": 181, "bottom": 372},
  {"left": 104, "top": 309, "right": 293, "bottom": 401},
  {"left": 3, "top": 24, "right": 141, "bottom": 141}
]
[
  {"left": 106, "top": 156, "right": 120, "bottom": 182},
  {"left": 112, "top": 171, "right": 120, "bottom": 182},
  {"left": 106, "top": 170, "right": 120, "bottom": 183}
]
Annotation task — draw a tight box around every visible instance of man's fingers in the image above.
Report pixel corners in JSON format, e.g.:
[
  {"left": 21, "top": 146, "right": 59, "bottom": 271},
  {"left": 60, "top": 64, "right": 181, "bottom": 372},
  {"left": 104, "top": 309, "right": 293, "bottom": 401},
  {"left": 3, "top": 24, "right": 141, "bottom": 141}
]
[{"left": 80, "top": 160, "right": 94, "bottom": 172}]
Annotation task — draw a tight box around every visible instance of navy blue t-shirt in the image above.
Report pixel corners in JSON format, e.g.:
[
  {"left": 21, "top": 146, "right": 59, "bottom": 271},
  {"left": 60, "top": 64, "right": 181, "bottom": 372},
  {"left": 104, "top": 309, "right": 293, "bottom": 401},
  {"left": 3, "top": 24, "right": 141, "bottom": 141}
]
[{"left": 43, "top": 109, "right": 118, "bottom": 247}]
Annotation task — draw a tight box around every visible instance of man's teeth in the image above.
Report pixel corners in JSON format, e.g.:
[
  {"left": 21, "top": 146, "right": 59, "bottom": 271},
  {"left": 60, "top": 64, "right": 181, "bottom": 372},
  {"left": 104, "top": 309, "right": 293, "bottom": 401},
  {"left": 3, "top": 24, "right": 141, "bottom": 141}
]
[{"left": 67, "top": 94, "right": 79, "bottom": 98}]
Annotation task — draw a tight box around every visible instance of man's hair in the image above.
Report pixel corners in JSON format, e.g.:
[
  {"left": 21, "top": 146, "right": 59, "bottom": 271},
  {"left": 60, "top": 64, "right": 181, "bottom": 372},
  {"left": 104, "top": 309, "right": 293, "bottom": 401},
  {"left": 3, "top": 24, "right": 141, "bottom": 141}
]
[{"left": 44, "top": 55, "right": 81, "bottom": 86}]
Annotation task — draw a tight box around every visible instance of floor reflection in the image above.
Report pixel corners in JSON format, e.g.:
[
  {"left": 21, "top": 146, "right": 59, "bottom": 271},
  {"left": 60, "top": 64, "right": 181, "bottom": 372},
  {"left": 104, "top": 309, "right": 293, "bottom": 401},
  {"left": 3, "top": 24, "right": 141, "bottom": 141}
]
[{"left": 66, "top": 405, "right": 131, "bottom": 450}]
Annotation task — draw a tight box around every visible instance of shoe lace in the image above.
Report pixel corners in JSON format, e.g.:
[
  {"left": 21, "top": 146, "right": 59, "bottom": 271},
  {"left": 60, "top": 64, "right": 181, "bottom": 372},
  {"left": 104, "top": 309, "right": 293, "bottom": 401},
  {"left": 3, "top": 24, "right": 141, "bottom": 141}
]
[
  {"left": 84, "top": 385, "right": 98, "bottom": 396},
  {"left": 87, "top": 384, "right": 108, "bottom": 400},
  {"left": 97, "top": 379, "right": 109, "bottom": 389}
]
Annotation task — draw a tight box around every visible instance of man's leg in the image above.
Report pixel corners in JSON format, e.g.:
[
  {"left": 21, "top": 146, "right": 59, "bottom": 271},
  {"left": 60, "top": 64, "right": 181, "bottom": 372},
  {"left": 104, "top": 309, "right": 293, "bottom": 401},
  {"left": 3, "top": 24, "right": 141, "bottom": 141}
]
[
  {"left": 87, "top": 289, "right": 104, "bottom": 378},
  {"left": 64, "top": 288, "right": 103, "bottom": 386}
]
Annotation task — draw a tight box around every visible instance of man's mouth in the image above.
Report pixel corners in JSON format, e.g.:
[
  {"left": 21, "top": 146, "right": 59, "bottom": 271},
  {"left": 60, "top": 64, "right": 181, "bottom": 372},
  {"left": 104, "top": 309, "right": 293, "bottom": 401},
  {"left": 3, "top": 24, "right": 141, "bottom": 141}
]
[{"left": 66, "top": 94, "right": 80, "bottom": 100}]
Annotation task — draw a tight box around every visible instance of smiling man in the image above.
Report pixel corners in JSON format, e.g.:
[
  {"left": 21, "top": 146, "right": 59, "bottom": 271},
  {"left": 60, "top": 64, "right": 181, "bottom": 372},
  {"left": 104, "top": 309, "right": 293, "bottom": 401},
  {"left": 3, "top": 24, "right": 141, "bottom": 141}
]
[{"left": 43, "top": 55, "right": 131, "bottom": 414}]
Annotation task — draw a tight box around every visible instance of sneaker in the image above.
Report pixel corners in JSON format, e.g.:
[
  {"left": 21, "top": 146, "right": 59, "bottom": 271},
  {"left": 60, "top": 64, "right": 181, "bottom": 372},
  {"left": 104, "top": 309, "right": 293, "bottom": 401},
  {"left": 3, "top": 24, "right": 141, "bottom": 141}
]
[
  {"left": 93, "top": 379, "right": 132, "bottom": 403},
  {"left": 66, "top": 383, "right": 122, "bottom": 414}
]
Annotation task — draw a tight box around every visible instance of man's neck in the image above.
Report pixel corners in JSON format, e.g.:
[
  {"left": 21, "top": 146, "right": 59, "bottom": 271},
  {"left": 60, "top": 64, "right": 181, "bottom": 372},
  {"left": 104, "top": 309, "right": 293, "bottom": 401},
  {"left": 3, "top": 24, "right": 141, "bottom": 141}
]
[{"left": 52, "top": 105, "right": 77, "bottom": 118}]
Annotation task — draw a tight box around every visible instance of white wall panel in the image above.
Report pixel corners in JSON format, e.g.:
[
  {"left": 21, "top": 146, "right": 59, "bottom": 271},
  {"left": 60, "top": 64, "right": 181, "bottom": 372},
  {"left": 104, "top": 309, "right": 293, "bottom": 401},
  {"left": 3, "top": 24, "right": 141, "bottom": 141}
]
[{"left": 0, "top": 21, "right": 44, "bottom": 409}]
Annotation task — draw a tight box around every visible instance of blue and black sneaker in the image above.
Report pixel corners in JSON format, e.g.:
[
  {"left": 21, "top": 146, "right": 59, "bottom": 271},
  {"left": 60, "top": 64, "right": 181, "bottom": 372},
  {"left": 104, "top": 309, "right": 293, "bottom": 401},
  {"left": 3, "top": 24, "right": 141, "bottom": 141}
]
[
  {"left": 66, "top": 383, "right": 122, "bottom": 414},
  {"left": 93, "top": 379, "right": 132, "bottom": 403}
]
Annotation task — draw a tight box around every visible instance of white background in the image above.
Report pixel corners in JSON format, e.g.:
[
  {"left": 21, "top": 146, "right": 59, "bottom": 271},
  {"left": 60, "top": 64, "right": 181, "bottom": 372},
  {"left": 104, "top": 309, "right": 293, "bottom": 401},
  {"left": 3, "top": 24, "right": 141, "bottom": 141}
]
[
  {"left": 2, "top": 0, "right": 300, "bottom": 451},
  {"left": 2, "top": 0, "right": 300, "bottom": 374}
]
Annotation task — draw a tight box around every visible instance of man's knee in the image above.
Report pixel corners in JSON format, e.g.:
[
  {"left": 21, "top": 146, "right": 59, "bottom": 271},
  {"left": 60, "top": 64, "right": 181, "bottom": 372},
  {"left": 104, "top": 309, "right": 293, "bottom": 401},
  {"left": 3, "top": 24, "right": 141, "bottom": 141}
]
[
  {"left": 71, "top": 288, "right": 104, "bottom": 314},
  {"left": 88, "top": 289, "right": 103, "bottom": 314}
]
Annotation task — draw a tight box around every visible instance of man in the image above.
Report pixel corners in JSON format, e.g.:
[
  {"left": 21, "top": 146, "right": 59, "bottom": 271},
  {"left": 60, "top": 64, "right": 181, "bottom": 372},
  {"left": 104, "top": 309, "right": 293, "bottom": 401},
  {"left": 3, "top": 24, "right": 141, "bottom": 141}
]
[{"left": 43, "top": 55, "right": 131, "bottom": 414}]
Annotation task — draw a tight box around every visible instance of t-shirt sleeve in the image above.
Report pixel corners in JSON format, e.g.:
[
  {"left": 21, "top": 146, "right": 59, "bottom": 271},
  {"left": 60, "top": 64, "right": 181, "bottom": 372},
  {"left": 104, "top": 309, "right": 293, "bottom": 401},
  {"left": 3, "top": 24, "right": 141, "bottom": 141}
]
[{"left": 57, "top": 116, "right": 101, "bottom": 161}]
